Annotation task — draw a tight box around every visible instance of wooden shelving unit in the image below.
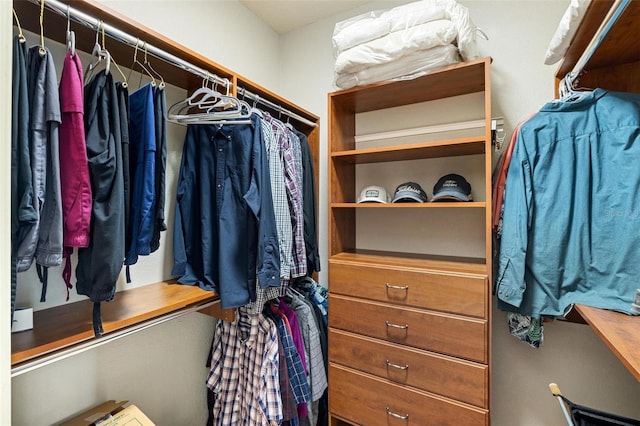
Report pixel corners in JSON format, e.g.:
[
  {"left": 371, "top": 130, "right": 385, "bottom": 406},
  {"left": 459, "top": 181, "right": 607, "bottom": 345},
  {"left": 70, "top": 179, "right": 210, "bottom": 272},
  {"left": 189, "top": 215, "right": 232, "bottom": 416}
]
[{"left": 328, "top": 58, "right": 492, "bottom": 425}]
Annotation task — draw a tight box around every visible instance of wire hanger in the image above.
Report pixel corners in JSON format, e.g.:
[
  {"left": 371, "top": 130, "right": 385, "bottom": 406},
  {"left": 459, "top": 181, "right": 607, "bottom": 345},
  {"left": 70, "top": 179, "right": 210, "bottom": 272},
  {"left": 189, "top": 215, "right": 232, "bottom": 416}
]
[
  {"left": 143, "top": 42, "right": 165, "bottom": 90},
  {"left": 12, "top": 8, "right": 26, "bottom": 43},
  {"left": 38, "top": 0, "right": 46, "bottom": 56},
  {"left": 128, "top": 38, "right": 156, "bottom": 88},
  {"left": 66, "top": 5, "right": 75, "bottom": 56},
  {"left": 84, "top": 20, "right": 111, "bottom": 83}
]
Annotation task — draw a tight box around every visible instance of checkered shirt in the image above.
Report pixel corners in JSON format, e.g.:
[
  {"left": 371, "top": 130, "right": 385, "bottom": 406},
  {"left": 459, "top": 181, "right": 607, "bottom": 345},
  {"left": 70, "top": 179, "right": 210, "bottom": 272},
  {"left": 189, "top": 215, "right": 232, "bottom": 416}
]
[{"left": 206, "top": 311, "right": 282, "bottom": 425}]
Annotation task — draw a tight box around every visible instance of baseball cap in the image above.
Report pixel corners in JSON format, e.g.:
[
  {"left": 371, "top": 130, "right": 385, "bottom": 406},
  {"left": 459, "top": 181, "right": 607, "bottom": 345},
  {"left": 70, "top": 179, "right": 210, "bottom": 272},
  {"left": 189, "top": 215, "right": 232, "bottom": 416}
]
[
  {"left": 391, "top": 182, "right": 428, "bottom": 203},
  {"left": 431, "top": 173, "right": 473, "bottom": 202},
  {"left": 357, "top": 185, "right": 390, "bottom": 203}
]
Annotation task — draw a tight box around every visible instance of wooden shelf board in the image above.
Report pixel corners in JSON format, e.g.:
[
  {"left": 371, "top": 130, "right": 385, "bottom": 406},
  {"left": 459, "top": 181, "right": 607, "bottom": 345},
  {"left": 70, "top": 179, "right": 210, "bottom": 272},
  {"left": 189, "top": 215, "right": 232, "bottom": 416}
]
[
  {"left": 573, "top": 304, "right": 640, "bottom": 382},
  {"left": 331, "top": 202, "right": 485, "bottom": 208},
  {"left": 329, "top": 58, "right": 489, "bottom": 114},
  {"left": 331, "top": 137, "right": 486, "bottom": 164},
  {"left": 556, "top": 0, "right": 640, "bottom": 79},
  {"left": 11, "top": 281, "right": 218, "bottom": 366},
  {"left": 330, "top": 250, "right": 487, "bottom": 276}
]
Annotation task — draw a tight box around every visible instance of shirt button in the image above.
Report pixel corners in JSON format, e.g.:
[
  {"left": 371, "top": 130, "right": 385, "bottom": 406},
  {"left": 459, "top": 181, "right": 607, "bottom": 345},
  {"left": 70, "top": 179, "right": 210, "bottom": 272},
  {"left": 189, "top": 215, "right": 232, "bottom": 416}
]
[
  {"left": 217, "top": 184, "right": 221, "bottom": 188},
  {"left": 218, "top": 147, "right": 223, "bottom": 152},
  {"left": 271, "top": 276, "right": 275, "bottom": 280}
]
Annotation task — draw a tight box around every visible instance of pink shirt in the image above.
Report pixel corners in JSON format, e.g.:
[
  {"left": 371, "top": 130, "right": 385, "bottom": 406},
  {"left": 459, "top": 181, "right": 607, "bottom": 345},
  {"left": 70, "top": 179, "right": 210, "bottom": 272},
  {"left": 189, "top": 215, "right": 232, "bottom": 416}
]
[{"left": 59, "top": 51, "right": 92, "bottom": 294}]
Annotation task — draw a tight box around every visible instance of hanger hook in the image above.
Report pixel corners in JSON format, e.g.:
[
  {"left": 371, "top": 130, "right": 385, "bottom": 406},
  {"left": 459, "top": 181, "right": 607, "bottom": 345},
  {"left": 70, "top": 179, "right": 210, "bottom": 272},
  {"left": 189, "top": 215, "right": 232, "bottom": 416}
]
[
  {"left": 38, "top": 0, "right": 46, "bottom": 56},
  {"left": 13, "top": 8, "right": 26, "bottom": 43},
  {"left": 66, "top": 4, "right": 70, "bottom": 32},
  {"left": 253, "top": 94, "right": 259, "bottom": 109}
]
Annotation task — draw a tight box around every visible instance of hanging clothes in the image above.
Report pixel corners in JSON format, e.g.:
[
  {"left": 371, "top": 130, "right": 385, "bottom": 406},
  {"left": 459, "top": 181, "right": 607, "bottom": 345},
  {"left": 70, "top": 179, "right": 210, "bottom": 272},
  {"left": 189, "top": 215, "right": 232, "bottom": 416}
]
[
  {"left": 265, "top": 304, "right": 311, "bottom": 425},
  {"left": 172, "top": 116, "right": 280, "bottom": 309},
  {"left": 497, "top": 89, "right": 640, "bottom": 317},
  {"left": 207, "top": 310, "right": 282, "bottom": 426},
  {"left": 245, "top": 114, "right": 293, "bottom": 314},
  {"left": 150, "top": 85, "right": 168, "bottom": 253},
  {"left": 125, "top": 82, "right": 156, "bottom": 268},
  {"left": 21, "top": 45, "right": 63, "bottom": 302},
  {"left": 116, "top": 81, "right": 131, "bottom": 260},
  {"left": 59, "top": 49, "right": 92, "bottom": 300},
  {"left": 77, "top": 69, "right": 125, "bottom": 336},
  {"left": 295, "top": 130, "right": 320, "bottom": 275},
  {"left": 11, "top": 35, "right": 34, "bottom": 320}
]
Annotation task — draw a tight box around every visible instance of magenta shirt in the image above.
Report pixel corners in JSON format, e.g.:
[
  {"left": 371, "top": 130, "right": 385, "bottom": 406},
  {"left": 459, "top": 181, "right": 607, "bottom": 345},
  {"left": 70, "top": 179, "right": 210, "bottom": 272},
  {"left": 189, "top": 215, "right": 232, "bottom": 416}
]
[{"left": 59, "top": 51, "right": 92, "bottom": 249}]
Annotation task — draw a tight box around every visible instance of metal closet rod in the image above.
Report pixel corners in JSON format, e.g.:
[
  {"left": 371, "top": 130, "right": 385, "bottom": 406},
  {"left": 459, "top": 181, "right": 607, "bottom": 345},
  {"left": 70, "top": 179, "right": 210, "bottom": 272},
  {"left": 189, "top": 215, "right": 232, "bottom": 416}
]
[
  {"left": 567, "top": 0, "right": 631, "bottom": 85},
  {"left": 32, "top": 0, "right": 317, "bottom": 128},
  {"left": 32, "top": 0, "right": 228, "bottom": 87},
  {"left": 238, "top": 87, "right": 317, "bottom": 128}
]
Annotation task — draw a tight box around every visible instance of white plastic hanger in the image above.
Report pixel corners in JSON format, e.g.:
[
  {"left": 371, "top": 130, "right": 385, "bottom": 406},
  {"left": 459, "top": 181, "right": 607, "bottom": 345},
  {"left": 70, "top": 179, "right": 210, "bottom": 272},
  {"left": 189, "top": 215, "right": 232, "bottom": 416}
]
[
  {"left": 84, "top": 21, "right": 111, "bottom": 83},
  {"left": 66, "top": 5, "right": 75, "bottom": 57}
]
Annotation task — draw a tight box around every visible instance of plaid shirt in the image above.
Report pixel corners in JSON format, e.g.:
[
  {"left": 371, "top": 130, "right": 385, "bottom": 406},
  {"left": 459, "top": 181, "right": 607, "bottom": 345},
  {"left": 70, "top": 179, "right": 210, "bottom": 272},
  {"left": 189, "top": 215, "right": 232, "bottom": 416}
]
[
  {"left": 207, "top": 311, "right": 282, "bottom": 425},
  {"left": 263, "top": 113, "right": 306, "bottom": 278},
  {"left": 288, "top": 131, "right": 307, "bottom": 278}
]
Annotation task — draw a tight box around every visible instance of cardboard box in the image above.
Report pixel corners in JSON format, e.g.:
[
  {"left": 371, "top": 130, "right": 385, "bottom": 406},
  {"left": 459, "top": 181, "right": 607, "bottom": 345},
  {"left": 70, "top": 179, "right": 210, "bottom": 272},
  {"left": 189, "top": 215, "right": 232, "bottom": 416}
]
[{"left": 58, "top": 401, "right": 155, "bottom": 426}]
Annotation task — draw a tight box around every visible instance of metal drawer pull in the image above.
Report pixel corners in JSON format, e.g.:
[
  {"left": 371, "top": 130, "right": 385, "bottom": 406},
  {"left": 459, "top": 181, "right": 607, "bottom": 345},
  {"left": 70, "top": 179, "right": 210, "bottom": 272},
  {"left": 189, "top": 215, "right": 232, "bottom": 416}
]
[
  {"left": 385, "top": 321, "right": 408, "bottom": 330},
  {"left": 386, "top": 407, "right": 409, "bottom": 420},
  {"left": 385, "top": 283, "right": 409, "bottom": 290},
  {"left": 386, "top": 360, "right": 409, "bottom": 370}
]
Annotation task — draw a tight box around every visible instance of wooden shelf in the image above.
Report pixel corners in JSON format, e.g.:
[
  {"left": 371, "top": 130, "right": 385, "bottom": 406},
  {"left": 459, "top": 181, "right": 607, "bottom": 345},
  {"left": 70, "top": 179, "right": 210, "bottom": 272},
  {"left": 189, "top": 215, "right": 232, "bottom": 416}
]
[
  {"left": 331, "top": 202, "right": 485, "bottom": 208},
  {"left": 555, "top": 0, "right": 640, "bottom": 94},
  {"left": 573, "top": 304, "right": 640, "bottom": 382},
  {"left": 329, "top": 58, "right": 488, "bottom": 114},
  {"left": 331, "top": 137, "right": 486, "bottom": 164},
  {"left": 330, "top": 250, "right": 486, "bottom": 275},
  {"left": 11, "top": 281, "right": 218, "bottom": 368}
]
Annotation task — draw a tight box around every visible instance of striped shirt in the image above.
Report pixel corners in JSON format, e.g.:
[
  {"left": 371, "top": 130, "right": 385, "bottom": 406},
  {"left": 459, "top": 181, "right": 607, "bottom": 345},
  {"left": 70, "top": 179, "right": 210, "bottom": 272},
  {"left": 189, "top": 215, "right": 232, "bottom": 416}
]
[{"left": 207, "top": 311, "right": 282, "bottom": 425}]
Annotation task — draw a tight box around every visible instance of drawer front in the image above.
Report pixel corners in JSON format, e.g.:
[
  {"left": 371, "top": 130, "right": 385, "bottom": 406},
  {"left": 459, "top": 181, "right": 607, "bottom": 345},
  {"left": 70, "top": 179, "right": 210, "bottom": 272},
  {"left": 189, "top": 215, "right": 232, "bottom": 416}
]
[
  {"left": 329, "top": 329, "right": 488, "bottom": 408},
  {"left": 329, "top": 364, "right": 488, "bottom": 426},
  {"left": 329, "top": 261, "right": 487, "bottom": 318},
  {"left": 329, "top": 295, "right": 487, "bottom": 363}
]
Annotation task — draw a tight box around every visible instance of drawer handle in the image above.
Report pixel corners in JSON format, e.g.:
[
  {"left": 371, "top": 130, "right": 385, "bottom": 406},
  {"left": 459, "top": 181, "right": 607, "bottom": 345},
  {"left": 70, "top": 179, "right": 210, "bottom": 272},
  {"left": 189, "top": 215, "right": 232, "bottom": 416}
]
[
  {"left": 386, "top": 360, "right": 409, "bottom": 370},
  {"left": 385, "top": 321, "right": 408, "bottom": 330},
  {"left": 386, "top": 407, "right": 409, "bottom": 420},
  {"left": 385, "top": 283, "right": 409, "bottom": 290}
]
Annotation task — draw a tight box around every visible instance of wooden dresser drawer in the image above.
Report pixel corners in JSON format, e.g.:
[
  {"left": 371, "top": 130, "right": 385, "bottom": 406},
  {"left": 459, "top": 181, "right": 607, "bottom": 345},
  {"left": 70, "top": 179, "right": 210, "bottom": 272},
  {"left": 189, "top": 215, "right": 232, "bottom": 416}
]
[
  {"left": 329, "top": 295, "right": 487, "bottom": 363},
  {"left": 329, "top": 329, "right": 488, "bottom": 408},
  {"left": 329, "top": 364, "right": 488, "bottom": 426},
  {"left": 329, "top": 260, "right": 487, "bottom": 318}
]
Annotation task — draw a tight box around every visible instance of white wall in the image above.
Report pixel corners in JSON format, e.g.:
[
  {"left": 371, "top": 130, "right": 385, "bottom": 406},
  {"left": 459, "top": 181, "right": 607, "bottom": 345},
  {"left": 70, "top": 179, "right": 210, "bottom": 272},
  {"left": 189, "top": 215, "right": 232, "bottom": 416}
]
[
  {"left": 278, "top": 1, "right": 640, "bottom": 425},
  {"left": 1, "top": 1, "right": 14, "bottom": 424}
]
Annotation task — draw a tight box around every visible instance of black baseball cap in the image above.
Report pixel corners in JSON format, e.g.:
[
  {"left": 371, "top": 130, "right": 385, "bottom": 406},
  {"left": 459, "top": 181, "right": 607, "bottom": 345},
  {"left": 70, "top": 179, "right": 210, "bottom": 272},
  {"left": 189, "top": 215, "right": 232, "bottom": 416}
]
[
  {"left": 431, "top": 174, "right": 473, "bottom": 202},
  {"left": 391, "top": 182, "right": 428, "bottom": 203}
]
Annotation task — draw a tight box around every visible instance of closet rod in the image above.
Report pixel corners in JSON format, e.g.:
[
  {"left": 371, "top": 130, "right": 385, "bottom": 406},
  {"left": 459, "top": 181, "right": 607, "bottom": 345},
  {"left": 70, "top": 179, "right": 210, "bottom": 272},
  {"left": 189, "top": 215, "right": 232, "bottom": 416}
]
[
  {"left": 31, "top": 0, "right": 318, "bottom": 129},
  {"left": 29, "top": 0, "right": 228, "bottom": 87},
  {"left": 238, "top": 87, "right": 318, "bottom": 128},
  {"left": 567, "top": 0, "right": 631, "bottom": 85}
]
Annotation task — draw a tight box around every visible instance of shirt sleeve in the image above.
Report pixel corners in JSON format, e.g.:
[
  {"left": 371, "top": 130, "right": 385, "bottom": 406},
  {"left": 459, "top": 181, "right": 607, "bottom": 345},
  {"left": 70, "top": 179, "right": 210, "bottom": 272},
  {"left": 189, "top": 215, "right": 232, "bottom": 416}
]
[
  {"left": 495, "top": 130, "right": 533, "bottom": 310},
  {"left": 263, "top": 329, "right": 283, "bottom": 423},
  {"left": 245, "top": 120, "right": 280, "bottom": 289}
]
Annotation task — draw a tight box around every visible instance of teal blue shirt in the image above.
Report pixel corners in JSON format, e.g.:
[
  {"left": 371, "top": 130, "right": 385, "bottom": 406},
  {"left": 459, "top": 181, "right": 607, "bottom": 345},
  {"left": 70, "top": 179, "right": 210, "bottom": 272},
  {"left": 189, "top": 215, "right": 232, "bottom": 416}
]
[{"left": 497, "top": 89, "right": 640, "bottom": 316}]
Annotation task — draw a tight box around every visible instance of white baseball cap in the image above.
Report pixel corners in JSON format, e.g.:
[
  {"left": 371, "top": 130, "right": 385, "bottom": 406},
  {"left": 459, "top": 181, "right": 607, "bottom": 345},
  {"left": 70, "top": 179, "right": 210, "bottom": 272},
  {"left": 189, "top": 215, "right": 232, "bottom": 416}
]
[{"left": 357, "top": 185, "right": 390, "bottom": 203}]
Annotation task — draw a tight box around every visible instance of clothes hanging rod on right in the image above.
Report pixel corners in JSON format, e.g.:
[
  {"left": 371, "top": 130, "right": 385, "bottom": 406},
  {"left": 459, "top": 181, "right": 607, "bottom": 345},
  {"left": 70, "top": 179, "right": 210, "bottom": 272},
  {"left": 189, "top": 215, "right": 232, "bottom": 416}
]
[
  {"left": 566, "top": 0, "right": 631, "bottom": 86},
  {"left": 238, "top": 87, "right": 318, "bottom": 128}
]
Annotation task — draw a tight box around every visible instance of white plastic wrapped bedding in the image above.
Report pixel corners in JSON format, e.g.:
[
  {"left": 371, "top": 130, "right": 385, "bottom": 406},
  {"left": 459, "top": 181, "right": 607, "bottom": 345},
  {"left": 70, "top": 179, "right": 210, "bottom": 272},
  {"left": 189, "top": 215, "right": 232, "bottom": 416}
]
[
  {"left": 334, "top": 19, "right": 458, "bottom": 75},
  {"left": 335, "top": 44, "right": 461, "bottom": 89},
  {"left": 332, "top": 0, "right": 480, "bottom": 61},
  {"left": 544, "top": 0, "right": 590, "bottom": 65}
]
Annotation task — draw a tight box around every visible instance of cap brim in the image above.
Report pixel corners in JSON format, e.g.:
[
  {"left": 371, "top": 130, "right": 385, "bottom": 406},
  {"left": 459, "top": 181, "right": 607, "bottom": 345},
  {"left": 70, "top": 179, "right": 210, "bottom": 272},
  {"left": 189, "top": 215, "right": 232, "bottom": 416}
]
[
  {"left": 392, "top": 192, "right": 426, "bottom": 203},
  {"left": 431, "top": 190, "right": 471, "bottom": 202},
  {"left": 357, "top": 198, "right": 387, "bottom": 203}
]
